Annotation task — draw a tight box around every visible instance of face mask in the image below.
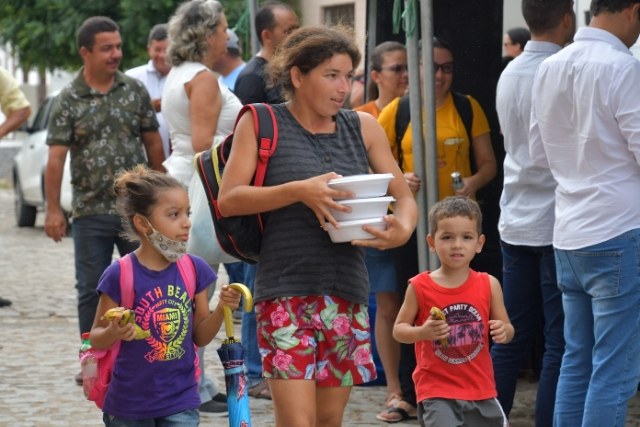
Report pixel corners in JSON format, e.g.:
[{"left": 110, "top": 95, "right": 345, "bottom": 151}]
[{"left": 145, "top": 223, "right": 187, "bottom": 263}]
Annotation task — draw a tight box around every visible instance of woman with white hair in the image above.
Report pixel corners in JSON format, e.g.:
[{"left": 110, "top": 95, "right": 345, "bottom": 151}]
[{"left": 162, "top": 0, "right": 242, "bottom": 187}]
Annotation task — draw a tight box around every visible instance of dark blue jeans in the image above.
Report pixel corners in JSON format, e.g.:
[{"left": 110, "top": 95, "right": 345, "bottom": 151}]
[
  {"left": 490, "top": 241, "right": 564, "bottom": 427},
  {"left": 73, "top": 214, "right": 138, "bottom": 336},
  {"left": 241, "top": 263, "right": 262, "bottom": 385}
]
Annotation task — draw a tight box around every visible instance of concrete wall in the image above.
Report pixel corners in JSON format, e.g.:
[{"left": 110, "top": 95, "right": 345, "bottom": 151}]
[{"left": 299, "top": 0, "right": 367, "bottom": 68}]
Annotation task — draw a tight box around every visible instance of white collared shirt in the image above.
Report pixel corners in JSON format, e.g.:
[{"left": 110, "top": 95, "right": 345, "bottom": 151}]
[
  {"left": 126, "top": 60, "right": 170, "bottom": 157},
  {"left": 530, "top": 27, "right": 640, "bottom": 250},
  {"left": 497, "top": 40, "right": 562, "bottom": 246}
]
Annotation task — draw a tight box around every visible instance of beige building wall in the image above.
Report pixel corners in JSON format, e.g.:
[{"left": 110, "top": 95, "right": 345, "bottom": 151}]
[{"left": 299, "top": 0, "right": 368, "bottom": 69}]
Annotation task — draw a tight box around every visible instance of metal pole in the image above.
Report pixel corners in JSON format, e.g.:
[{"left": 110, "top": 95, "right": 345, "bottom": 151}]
[
  {"left": 249, "top": 0, "right": 259, "bottom": 56},
  {"left": 406, "top": 0, "right": 429, "bottom": 272},
  {"left": 364, "top": 0, "right": 378, "bottom": 103},
  {"left": 419, "top": 0, "right": 439, "bottom": 271}
]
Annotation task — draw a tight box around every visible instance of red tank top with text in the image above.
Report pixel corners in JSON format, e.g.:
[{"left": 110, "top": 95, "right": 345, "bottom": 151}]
[{"left": 411, "top": 269, "right": 497, "bottom": 402}]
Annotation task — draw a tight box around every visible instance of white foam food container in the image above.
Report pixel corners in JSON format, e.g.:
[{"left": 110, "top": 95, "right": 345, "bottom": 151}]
[
  {"left": 330, "top": 196, "right": 395, "bottom": 222},
  {"left": 325, "top": 217, "right": 387, "bottom": 243},
  {"left": 327, "top": 173, "right": 394, "bottom": 199}
]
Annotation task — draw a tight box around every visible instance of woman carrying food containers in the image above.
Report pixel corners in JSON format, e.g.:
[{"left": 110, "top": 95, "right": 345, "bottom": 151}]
[{"left": 217, "top": 26, "right": 417, "bottom": 427}]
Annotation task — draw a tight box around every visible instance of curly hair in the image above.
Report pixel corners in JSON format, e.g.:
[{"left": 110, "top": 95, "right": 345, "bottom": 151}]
[
  {"left": 167, "top": 0, "right": 225, "bottom": 66},
  {"left": 268, "top": 26, "right": 361, "bottom": 101}
]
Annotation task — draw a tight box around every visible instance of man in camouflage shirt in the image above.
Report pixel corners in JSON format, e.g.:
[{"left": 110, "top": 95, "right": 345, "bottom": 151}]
[{"left": 44, "top": 17, "right": 165, "bottom": 375}]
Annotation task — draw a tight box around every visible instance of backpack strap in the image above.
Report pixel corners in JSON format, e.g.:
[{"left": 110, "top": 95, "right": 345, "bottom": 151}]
[
  {"left": 176, "top": 254, "right": 196, "bottom": 298},
  {"left": 451, "top": 91, "right": 473, "bottom": 142},
  {"left": 248, "top": 103, "right": 277, "bottom": 186},
  {"left": 451, "top": 92, "right": 475, "bottom": 173},
  {"left": 394, "top": 95, "right": 411, "bottom": 170},
  {"left": 175, "top": 254, "right": 200, "bottom": 382},
  {"left": 118, "top": 254, "right": 135, "bottom": 309}
]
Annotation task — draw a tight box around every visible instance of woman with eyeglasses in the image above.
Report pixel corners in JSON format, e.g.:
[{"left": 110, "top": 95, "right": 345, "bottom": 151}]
[
  {"left": 375, "top": 36, "right": 496, "bottom": 424},
  {"left": 503, "top": 27, "right": 530, "bottom": 59},
  {"left": 355, "top": 41, "right": 408, "bottom": 118}
]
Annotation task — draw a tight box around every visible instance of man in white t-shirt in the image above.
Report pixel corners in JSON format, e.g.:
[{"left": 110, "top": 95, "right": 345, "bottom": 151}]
[
  {"left": 126, "top": 24, "right": 171, "bottom": 157},
  {"left": 530, "top": 1, "right": 640, "bottom": 425}
]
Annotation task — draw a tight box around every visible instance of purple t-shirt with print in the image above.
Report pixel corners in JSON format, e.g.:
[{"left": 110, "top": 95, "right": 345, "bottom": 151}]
[{"left": 96, "top": 253, "right": 216, "bottom": 419}]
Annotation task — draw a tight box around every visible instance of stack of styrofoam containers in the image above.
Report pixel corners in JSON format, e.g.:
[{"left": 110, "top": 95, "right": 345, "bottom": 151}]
[{"left": 324, "top": 173, "right": 395, "bottom": 243}]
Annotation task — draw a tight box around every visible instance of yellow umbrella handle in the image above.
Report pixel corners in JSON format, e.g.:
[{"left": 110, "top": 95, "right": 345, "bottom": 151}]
[{"left": 223, "top": 283, "right": 254, "bottom": 340}]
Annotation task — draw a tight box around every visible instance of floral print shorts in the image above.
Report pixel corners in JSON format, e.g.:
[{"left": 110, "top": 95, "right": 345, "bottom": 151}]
[{"left": 255, "top": 295, "right": 377, "bottom": 387}]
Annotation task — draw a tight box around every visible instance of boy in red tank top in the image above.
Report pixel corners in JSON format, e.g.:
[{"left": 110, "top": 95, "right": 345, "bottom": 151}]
[{"left": 394, "top": 196, "right": 514, "bottom": 427}]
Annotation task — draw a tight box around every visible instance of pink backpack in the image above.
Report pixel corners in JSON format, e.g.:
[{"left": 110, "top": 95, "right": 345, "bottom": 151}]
[{"left": 81, "top": 254, "right": 197, "bottom": 409}]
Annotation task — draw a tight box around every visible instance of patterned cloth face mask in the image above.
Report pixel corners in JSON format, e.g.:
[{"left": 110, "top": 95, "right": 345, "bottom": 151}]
[{"left": 145, "top": 222, "right": 187, "bottom": 263}]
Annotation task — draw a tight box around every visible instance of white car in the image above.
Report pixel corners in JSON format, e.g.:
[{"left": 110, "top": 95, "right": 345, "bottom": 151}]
[{"left": 13, "top": 92, "right": 72, "bottom": 227}]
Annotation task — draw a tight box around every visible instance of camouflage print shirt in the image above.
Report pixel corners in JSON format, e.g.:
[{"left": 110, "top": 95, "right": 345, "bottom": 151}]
[{"left": 47, "top": 69, "right": 159, "bottom": 218}]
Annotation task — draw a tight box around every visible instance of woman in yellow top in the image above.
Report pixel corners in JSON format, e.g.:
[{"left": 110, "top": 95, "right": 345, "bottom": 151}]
[{"left": 378, "top": 37, "right": 496, "bottom": 199}]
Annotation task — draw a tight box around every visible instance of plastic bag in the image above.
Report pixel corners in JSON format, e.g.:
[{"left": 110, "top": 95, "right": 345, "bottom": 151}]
[{"left": 187, "top": 172, "right": 239, "bottom": 265}]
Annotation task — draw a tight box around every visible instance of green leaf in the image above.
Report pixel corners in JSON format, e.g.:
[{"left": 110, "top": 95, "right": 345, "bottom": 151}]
[
  {"left": 341, "top": 370, "right": 353, "bottom": 386},
  {"left": 271, "top": 323, "right": 300, "bottom": 350},
  {"left": 320, "top": 303, "right": 339, "bottom": 328}
]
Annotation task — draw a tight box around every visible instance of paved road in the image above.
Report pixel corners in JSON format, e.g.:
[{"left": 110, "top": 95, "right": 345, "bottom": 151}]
[{"left": 0, "top": 186, "right": 638, "bottom": 427}]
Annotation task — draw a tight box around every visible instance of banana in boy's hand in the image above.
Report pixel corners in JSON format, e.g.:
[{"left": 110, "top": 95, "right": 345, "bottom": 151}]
[
  {"left": 103, "top": 307, "right": 150, "bottom": 340},
  {"left": 430, "top": 306, "right": 448, "bottom": 348}
]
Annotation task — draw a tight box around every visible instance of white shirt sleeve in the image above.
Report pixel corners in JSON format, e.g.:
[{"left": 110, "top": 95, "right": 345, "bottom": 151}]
[{"left": 528, "top": 75, "right": 550, "bottom": 169}]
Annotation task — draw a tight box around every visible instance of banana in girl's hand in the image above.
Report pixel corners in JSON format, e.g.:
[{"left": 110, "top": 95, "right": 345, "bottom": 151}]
[{"left": 103, "top": 307, "right": 150, "bottom": 340}]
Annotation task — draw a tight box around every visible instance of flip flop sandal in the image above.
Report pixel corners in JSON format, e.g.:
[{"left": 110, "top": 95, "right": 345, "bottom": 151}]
[
  {"left": 248, "top": 381, "right": 272, "bottom": 400},
  {"left": 375, "top": 406, "right": 415, "bottom": 424},
  {"left": 385, "top": 393, "right": 403, "bottom": 408}
]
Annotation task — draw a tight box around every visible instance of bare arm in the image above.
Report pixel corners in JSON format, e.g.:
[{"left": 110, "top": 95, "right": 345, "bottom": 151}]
[
  {"left": 186, "top": 70, "right": 222, "bottom": 153},
  {"left": 89, "top": 293, "right": 137, "bottom": 349},
  {"left": 488, "top": 275, "right": 514, "bottom": 344},
  {"left": 192, "top": 284, "right": 241, "bottom": 347},
  {"left": 217, "top": 111, "right": 355, "bottom": 227},
  {"left": 458, "top": 132, "right": 496, "bottom": 198},
  {"left": 44, "top": 145, "right": 69, "bottom": 242},
  {"left": 141, "top": 130, "right": 166, "bottom": 172},
  {"left": 393, "top": 283, "right": 450, "bottom": 344},
  {"left": 0, "top": 105, "right": 30, "bottom": 138}
]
